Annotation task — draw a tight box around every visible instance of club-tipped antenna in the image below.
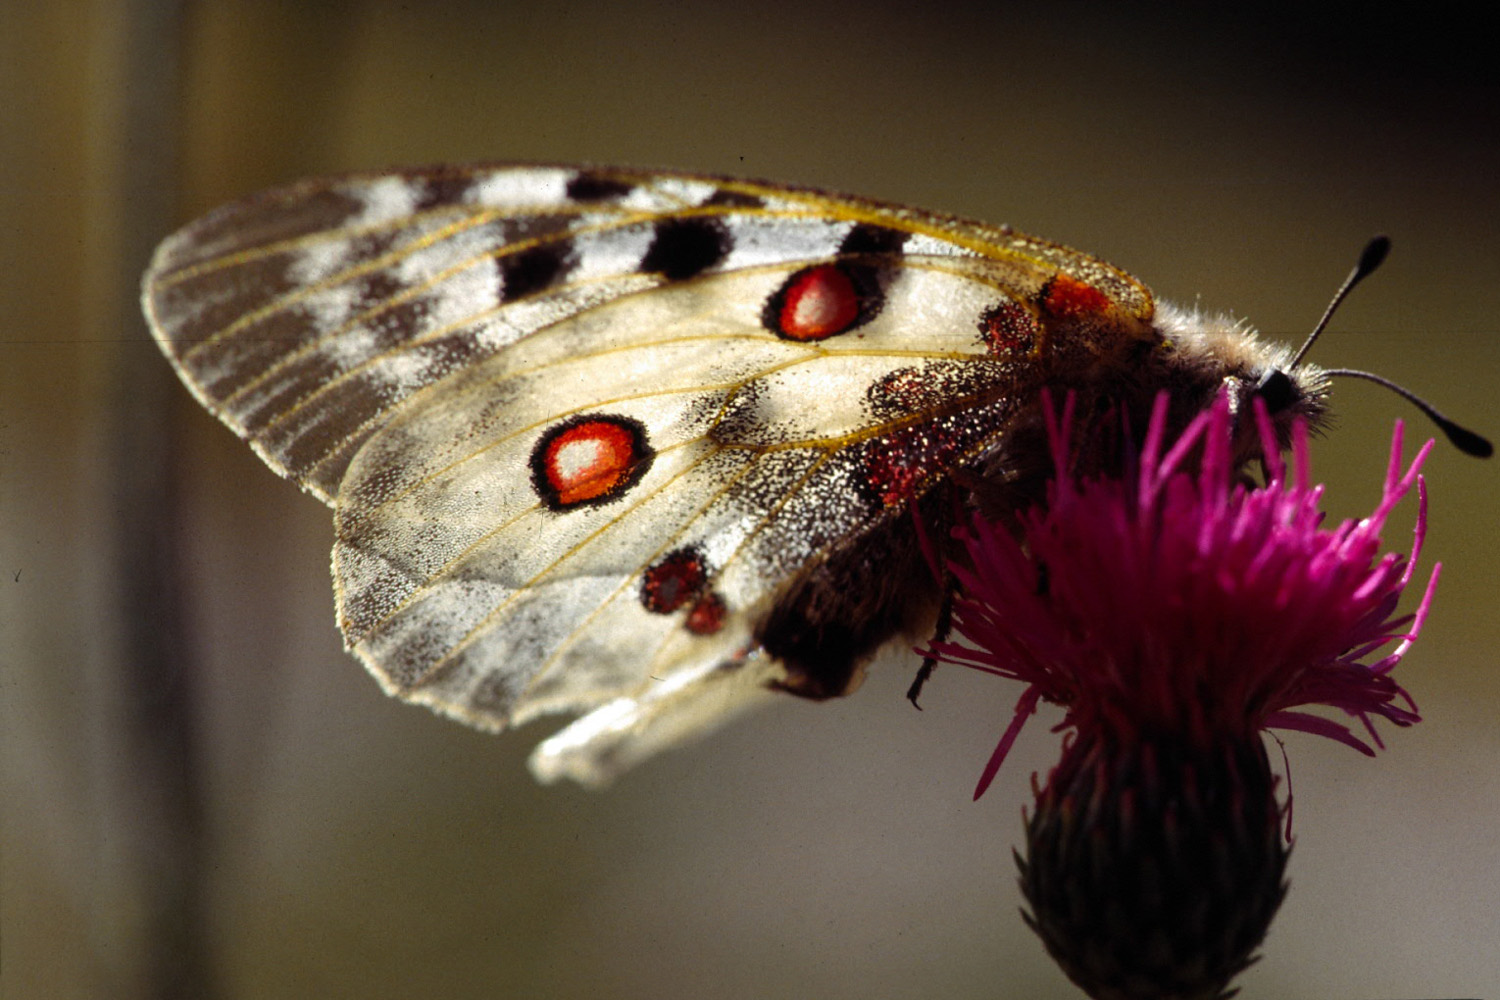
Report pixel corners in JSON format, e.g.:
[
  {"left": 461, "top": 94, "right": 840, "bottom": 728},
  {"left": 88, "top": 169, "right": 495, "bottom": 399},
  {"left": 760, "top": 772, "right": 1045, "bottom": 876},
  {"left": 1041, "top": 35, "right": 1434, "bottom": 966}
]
[
  {"left": 1322, "top": 367, "right": 1493, "bottom": 457},
  {"left": 1288, "top": 235, "right": 1391, "bottom": 371},
  {"left": 1286, "top": 235, "right": 1490, "bottom": 457}
]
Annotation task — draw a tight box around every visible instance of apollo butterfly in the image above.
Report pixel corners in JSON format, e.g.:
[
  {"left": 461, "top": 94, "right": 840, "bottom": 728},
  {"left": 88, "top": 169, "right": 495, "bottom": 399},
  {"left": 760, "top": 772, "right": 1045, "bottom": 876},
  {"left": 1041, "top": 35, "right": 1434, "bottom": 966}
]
[{"left": 142, "top": 164, "right": 1336, "bottom": 785}]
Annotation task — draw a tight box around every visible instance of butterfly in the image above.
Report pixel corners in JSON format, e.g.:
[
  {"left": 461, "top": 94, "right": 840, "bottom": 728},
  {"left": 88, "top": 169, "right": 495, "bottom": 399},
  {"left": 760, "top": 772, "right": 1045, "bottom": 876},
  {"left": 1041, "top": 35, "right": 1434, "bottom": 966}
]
[{"left": 142, "top": 164, "right": 1333, "bottom": 785}]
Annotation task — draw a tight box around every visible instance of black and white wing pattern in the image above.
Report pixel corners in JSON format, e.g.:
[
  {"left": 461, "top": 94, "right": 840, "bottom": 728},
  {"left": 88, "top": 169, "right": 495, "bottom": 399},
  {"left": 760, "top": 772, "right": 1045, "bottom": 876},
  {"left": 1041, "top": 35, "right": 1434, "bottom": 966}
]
[{"left": 143, "top": 164, "right": 1156, "bottom": 784}]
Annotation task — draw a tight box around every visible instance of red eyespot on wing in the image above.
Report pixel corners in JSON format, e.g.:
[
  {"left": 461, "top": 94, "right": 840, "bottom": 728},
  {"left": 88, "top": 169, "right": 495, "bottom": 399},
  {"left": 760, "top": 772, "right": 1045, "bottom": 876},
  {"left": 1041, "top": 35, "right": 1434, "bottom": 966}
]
[
  {"left": 979, "top": 300, "right": 1041, "bottom": 356},
  {"left": 1039, "top": 273, "right": 1111, "bottom": 320},
  {"left": 641, "top": 548, "right": 709, "bottom": 614},
  {"left": 641, "top": 548, "right": 726, "bottom": 635},
  {"left": 862, "top": 423, "right": 967, "bottom": 508},
  {"left": 530, "top": 415, "right": 653, "bottom": 510},
  {"left": 685, "top": 593, "right": 727, "bottom": 635},
  {"left": 765, "top": 263, "right": 872, "bottom": 341}
]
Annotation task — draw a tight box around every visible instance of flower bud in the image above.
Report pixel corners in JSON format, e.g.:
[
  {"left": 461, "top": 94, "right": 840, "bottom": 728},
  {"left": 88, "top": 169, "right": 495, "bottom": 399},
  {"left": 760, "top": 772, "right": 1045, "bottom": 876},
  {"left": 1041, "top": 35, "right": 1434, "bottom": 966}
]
[{"left": 1019, "top": 731, "right": 1287, "bottom": 1000}]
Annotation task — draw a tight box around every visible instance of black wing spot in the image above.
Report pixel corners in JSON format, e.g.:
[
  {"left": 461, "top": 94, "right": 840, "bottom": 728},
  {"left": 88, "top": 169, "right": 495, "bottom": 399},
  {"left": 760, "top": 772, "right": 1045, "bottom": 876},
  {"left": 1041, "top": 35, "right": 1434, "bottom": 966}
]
[
  {"left": 355, "top": 270, "right": 406, "bottom": 308},
  {"left": 566, "top": 173, "right": 636, "bottom": 202},
  {"left": 840, "top": 223, "right": 909, "bottom": 256},
  {"left": 413, "top": 171, "right": 478, "bottom": 211},
  {"left": 641, "top": 217, "right": 733, "bottom": 281},
  {"left": 703, "top": 188, "right": 766, "bottom": 210},
  {"left": 497, "top": 242, "right": 576, "bottom": 301}
]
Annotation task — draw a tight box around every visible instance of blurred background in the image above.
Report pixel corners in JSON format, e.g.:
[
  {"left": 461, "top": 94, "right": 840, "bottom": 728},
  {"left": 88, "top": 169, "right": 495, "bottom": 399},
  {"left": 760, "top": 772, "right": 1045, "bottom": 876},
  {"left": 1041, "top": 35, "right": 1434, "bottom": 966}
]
[{"left": 4, "top": 2, "right": 1498, "bottom": 998}]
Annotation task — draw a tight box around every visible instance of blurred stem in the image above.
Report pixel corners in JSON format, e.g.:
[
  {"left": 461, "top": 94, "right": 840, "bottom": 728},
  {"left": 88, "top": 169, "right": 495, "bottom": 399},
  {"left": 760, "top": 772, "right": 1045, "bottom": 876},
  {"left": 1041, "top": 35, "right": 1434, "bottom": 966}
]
[{"left": 96, "top": 1, "right": 218, "bottom": 997}]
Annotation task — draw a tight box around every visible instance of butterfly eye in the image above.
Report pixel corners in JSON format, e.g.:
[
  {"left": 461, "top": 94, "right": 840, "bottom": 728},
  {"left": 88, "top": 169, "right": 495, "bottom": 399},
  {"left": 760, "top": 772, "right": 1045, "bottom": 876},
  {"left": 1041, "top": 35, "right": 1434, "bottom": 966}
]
[{"left": 1253, "top": 368, "right": 1296, "bottom": 413}]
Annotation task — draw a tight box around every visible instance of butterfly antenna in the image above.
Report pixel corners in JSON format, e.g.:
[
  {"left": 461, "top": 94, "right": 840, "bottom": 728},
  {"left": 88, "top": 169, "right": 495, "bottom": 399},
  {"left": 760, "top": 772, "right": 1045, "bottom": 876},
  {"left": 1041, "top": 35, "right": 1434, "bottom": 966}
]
[
  {"left": 1288, "top": 235, "right": 1390, "bottom": 370},
  {"left": 1322, "top": 367, "right": 1493, "bottom": 457},
  {"left": 1290, "top": 235, "right": 1492, "bottom": 458}
]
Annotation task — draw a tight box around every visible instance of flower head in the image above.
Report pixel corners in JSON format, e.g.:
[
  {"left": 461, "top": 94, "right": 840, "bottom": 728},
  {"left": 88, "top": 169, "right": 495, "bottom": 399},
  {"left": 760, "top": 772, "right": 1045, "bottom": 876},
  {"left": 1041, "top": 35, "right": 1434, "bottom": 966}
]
[
  {"left": 926, "top": 391, "right": 1437, "bottom": 1000},
  {"left": 929, "top": 391, "right": 1435, "bottom": 800}
]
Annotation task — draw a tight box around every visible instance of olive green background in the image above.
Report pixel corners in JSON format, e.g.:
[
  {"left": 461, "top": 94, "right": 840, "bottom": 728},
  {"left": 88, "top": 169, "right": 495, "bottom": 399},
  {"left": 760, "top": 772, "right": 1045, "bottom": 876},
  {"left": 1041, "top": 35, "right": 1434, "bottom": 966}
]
[{"left": 4, "top": 3, "right": 1497, "bottom": 998}]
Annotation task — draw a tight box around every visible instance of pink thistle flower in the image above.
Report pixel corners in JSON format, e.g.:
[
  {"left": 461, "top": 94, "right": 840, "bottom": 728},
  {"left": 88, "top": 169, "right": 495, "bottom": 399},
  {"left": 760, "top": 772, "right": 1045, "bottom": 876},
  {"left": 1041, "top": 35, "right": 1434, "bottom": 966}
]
[
  {"left": 930, "top": 391, "right": 1435, "bottom": 801},
  {"left": 924, "top": 392, "right": 1437, "bottom": 1000}
]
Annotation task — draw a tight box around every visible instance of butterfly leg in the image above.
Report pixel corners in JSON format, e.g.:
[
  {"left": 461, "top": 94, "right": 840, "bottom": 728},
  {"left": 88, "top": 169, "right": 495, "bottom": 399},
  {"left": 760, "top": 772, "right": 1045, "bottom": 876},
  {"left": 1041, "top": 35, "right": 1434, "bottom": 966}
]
[{"left": 906, "top": 586, "right": 954, "bottom": 709}]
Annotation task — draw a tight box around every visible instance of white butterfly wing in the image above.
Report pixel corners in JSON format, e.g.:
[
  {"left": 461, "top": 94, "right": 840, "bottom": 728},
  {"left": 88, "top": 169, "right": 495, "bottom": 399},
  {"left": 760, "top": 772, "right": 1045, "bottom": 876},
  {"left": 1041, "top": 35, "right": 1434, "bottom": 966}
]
[{"left": 143, "top": 165, "right": 1153, "bottom": 784}]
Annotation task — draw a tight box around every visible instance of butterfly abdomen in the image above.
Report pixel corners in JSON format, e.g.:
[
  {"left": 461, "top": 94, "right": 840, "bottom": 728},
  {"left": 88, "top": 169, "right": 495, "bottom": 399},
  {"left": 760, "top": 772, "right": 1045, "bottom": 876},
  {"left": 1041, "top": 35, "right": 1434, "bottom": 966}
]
[{"left": 758, "top": 490, "right": 954, "bottom": 700}]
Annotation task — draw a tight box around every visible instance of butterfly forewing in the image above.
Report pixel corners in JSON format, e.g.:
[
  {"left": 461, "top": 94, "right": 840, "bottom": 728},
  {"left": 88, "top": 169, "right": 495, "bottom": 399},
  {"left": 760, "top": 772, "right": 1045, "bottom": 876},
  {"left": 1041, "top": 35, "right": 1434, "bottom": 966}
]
[{"left": 143, "top": 164, "right": 1157, "bottom": 783}]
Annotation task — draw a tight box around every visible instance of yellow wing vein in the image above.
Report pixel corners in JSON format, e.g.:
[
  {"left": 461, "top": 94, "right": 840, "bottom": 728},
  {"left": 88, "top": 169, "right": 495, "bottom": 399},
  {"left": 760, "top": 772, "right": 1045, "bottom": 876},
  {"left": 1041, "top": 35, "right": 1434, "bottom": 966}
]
[
  {"left": 508, "top": 450, "right": 770, "bottom": 708},
  {"left": 382, "top": 433, "right": 750, "bottom": 691},
  {"left": 265, "top": 254, "right": 1010, "bottom": 487},
  {"left": 341, "top": 341, "right": 1005, "bottom": 525}
]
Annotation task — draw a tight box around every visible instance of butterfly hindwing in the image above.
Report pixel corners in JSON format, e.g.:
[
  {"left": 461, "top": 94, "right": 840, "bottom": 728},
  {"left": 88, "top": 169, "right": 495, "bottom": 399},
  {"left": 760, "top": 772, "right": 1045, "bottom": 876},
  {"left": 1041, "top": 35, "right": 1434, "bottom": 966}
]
[{"left": 143, "top": 164, "right": 1156, "bottom": 783}]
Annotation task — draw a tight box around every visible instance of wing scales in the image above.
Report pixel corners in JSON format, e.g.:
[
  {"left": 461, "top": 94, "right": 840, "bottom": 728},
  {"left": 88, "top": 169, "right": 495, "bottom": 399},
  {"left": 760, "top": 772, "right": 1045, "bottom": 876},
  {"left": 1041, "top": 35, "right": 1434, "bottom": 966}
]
[{"left": 142, "top": 163, "right": 1156, "bottom": 783}]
